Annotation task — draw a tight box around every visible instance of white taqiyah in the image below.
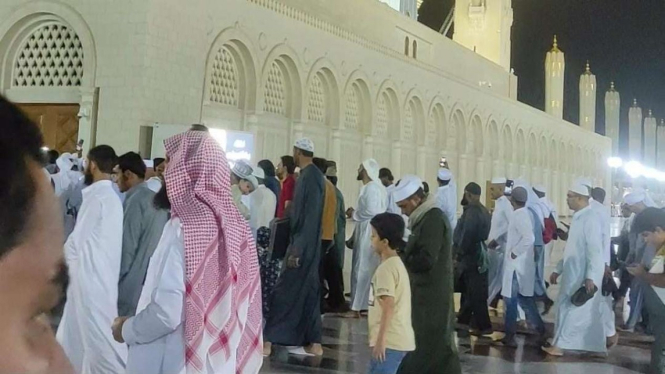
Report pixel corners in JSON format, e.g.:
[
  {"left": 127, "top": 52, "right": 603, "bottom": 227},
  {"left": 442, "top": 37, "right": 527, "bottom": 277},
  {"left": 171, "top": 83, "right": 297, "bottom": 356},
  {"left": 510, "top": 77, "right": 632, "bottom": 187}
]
[
  {"left": 393, "top": 174, "right": 423, "bottom": 202},
  {"left": 294, "top": 138, "right": 315, "bottom": 153}
]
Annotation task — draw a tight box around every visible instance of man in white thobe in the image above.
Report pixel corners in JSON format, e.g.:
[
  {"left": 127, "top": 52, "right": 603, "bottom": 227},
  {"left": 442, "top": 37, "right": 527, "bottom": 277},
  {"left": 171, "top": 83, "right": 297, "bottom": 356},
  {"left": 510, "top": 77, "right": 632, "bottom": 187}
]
[
  {"left": 249, "top": 167, "right": 277, "bottom": 238},
  {"left": 57, "top": 145, "right": 127, "bottom": 373},
  {"left": 543, "top": 183, "right": 605, "bottom": 356},
  {"left": 379, "top": 167, "right": 400, "bottom": 214},
  {"left": 499, "top": 187, "right": 546, "bottom": 347},
  {"left": 487, "top": 177, "right": 512, "bottom": 306},
  {"left": 346, "top": 159, "right": 387, "bottom": 316},
  {"left": 436, "top": 168, "right": 458, "bottom": 230}
]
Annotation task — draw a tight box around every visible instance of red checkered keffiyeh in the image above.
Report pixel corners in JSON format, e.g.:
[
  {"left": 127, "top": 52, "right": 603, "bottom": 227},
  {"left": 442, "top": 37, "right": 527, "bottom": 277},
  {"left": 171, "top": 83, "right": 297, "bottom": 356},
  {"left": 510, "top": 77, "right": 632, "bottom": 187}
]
[{"left": 164, "top": 130, "right": 263, "bottom": 373}]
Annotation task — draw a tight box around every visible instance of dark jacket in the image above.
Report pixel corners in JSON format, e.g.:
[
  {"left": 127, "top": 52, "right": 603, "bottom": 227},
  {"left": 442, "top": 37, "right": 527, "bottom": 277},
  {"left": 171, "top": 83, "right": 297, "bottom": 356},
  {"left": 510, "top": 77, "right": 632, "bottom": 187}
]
[{"left": 453, "top": 201, "right": 491, "bottom": 272}]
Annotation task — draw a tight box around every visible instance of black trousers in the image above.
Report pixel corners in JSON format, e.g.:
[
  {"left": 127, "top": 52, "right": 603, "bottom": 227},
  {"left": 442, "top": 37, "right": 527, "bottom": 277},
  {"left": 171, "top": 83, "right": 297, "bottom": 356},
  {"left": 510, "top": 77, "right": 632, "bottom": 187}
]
[
  {"left": 457, "top": 267, "right": 492, "bottom": 331},
  {"left": 320, "top": 240, "right": 346, "bottom": 311}
]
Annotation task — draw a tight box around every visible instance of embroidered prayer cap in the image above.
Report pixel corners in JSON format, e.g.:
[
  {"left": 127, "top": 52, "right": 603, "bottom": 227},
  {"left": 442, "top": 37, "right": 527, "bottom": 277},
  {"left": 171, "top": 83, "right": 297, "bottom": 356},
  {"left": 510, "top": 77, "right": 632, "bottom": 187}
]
[
  {"left": 393, "top": 174, "right": 423, "bottom": 202},
  {"left": 252, "top": 165, "right": 265, "bottom": 180},
  {"left": 569, "top": 183, "right": 590, "bottom": 197},
  {"left": 232, "top": 160, "right": 258, "bottom": 189},
  {"left": 294, "top": 138, "right": 314, "bottom": 153},
  {"left": 438, "top": 168, "right": 453, "bottom": 181},
  {"left": 362, "top": 158, "right": 381, "bottom": 181}
]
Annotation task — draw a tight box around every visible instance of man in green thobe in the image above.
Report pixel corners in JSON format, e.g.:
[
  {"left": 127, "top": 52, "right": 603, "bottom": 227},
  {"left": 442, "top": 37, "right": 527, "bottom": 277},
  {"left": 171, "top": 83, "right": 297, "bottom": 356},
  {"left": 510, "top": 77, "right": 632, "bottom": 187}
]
[{"left": 393, "top": 175, "right": 461, "bottom": 374}]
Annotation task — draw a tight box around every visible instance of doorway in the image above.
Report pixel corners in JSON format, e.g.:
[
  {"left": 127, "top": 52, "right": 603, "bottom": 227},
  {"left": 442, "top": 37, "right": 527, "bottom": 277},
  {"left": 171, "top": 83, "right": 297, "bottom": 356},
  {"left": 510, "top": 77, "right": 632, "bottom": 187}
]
[{"left": 18, "top": 104, "right": 80, "bottom": 153}]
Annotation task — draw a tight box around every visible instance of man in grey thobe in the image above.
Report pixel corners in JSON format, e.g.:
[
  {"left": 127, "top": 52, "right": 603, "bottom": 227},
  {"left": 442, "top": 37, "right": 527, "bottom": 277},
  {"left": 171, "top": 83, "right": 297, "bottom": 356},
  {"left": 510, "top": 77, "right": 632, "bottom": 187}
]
[{"left": 114, "top": 152, "right": 169, "bottom": 317}]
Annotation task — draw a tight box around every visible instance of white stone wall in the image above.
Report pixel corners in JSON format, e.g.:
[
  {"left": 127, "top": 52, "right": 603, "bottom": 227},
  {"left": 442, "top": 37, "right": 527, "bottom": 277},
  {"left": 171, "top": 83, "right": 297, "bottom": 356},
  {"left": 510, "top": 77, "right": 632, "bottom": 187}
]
[{"left": 0, "top": 0, "right": 611, "bottom": 216}]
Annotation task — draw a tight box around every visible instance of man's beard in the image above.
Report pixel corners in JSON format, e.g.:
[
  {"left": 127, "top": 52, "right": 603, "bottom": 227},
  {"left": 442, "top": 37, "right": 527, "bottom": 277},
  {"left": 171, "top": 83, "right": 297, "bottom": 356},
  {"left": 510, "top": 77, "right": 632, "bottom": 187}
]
[
  {"left": 54, "top": 260, "right": 70, "bottom": 298},
  {"left": 461, "top": 196, "right": 468, "bottom": 206},
  {"left": 153, "top": 183, "right": 171, "bottom": 210},
  {"left": 84, "top": 169, "right": 93, "bottom": 186},
  {"left": 356, "top": 172, "right": 363, "bottom": 181}
]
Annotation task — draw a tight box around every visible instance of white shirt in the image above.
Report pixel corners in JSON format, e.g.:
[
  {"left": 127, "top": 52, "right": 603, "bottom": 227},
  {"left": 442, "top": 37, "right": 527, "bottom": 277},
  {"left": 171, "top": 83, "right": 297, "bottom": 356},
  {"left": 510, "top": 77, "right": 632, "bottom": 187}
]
[
  {"left": 123, "top": 218, "right": 186, "bottom": 374},
  {"left": 56, "top": 180, "right": 127, "bottom": 373},
  {"left": 489, "top": 195, "right": 512, "bottom": 250},
  {"left": 385, "top": 184, "right": 401, "bottom": 215},
  {"left": 436, "top": 185, "right": 458, "bottom": 230},
  {"left": 501, "top": 207, "right": 536, "bottom": 298},
  {"left": 590, "top": 199, "right": 612, "bottom": 265},
  {"left": 146, "top": 176, "right": 163, "bottom": 193},
  {"left": 249, "top": 185, "right": 277, "bottom": 236}
]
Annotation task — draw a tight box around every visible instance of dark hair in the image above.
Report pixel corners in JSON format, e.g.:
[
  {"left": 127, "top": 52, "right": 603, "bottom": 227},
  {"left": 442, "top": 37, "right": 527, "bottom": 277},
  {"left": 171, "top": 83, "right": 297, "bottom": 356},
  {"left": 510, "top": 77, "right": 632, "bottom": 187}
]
[
  {"left": 190, "top": 124, "right": 208, "bottom": 132},
  {"left": 370, "top": 213, "right": 406, "bottom": 251},
  {"left": 153, "top": 183, "right": 171, "bottom": 210},
  {"left": 379, "top": 168, "right": 394, "bottom": 181},
  {"left": 258, "top": 159, "right": 276, "bottom": 178},
  {"left": 0, "top": 95, "right": 44, "bottom": 258},
  {"left": 300, "top": 149, "right": 314, "bottom": 158},
  {"left": 312, "top": 157, "right": 328, "bottom": 173},
  {"left": 422, "top": 182, "right": 430, "bottom": 194},
  {"left": 87, "top": 145, "right": 118, "bottom": 174},
  {"left": 153, "top": 157, "right": 165, "bottom": 168},
  {"left": 47, "top": 149, "right": 60, "bottom": 164},
  {"left": 118, "top": 152, "right": 146, "bottom": 179},
  {"left": 328, "top": 176, "right": 338, "bottom": 186},
  {"left": 591, "top": 187, "right": 606, "bottom": 204},
  {"left": 633, "top": 207, "right": 665, "bottom": 233},
  {"left": 465, "top": 182, "right": 482, "bottom": 196},
  {"left": 280, "top": 155, "right": 296, "bottom": 174}
]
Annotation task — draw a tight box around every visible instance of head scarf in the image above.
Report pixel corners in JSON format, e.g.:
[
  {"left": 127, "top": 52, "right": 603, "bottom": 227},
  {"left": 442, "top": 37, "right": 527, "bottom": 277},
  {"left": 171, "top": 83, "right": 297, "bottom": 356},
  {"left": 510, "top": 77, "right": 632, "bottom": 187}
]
[
  {"left": 624, "top": 188, "right": 658, "bottom": 208},
  {"left": 362, "top": 158, "right": 380, "bottom": 181},
  {"left": 514, "top": 178, "right": 547, "bottom": 225},
  {"left": 393, "top": 174, "right": 423, "bottom": 202},
  {"left": 164, "top": 130, "right": 262, "bottom": 373}
]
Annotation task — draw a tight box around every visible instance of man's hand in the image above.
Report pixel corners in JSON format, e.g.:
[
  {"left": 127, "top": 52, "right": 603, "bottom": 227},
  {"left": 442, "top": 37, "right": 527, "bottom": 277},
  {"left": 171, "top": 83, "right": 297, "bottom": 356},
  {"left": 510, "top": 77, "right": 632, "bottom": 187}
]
[
  {"left": 556, "top": 229, "right": 569, "bottom": 241},
  {"left": 286, "top": 255, "right": 301, "bottom": 269},
  {"left": 488, "top": 240, "right": 498, "bottom": 250},
  {"left": 550, "top": 272, "right": 560, "bottom": 285},
  {"left": 112, "top": 316, "right": 129, "bottom": 343},
  {"left": 627, "top": 265, "right": 647, "bottom": 278},
  {"left": 346, "top": 207, "right": 355, "bottom": 219},
  {"left": 372, "top": 340, "right": 387, "bottom": 363},
  {"left": 584, "top": 279, "right": 596, "bottom": 294}
]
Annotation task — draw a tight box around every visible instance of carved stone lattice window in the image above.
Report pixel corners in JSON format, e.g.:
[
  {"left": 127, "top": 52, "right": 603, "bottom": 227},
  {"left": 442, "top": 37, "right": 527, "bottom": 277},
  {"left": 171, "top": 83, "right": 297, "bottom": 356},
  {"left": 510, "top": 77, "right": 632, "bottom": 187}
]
[
  {"left": 209, "top": 46, "right": 239, "bottom": 107},
  {"left": 403, "top": 103, "right": 414, "bottom": 142},
  {"left": 376, "top": 95, "right": 389, "bottom": 137},
  {"left": 264, "top": 62, "right": 286, "bottom": 115},
  {"left": 13, "top": 23, "right": 84, "bottom": 87},
  {"left": 307, "top": 74, "right": 326, "bottom": 123},
  {"left": 344, "top": 83, "right": 359, "bottom": 131}
]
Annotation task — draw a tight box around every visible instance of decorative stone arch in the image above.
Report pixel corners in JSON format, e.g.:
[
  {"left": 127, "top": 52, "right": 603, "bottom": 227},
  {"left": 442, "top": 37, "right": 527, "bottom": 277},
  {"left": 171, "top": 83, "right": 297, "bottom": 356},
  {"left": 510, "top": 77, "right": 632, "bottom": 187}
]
[
  {"left": 502, "top": 123, "right": 514, "bottom": 163},
  {"left": 539, "top": 135, "right": 548, "bottom": 168},
  {"left": 515, "top": 128, "right": 526, "bottom": 166},
  {"left": 549, "top": 138, "right": 559, "bottom": 169},
  {"left": 403, "top": 89, "right": 425, "bottom": 145},
  {"left": 469, "top": 114, "right": 484, "bottom": 158},
  {"left": 0, "top": 1, "right": 98, "bottom": 151},
  {"left": 304, "top": 58, "right": 340, "bottom": 128},
  {"left": 449, "top": 105, "right": 466, "bottom": 153},
  {"left": 487, "top": 119, "right": 500, "bottom": 159},
  {"left": 527, "top": 131, "right": 538, "bottom": 166},
  {"left": 375, "top": 80, "right": 401, "bottom": 141},
  {"left": 427, "top": 99, "right": 446, "bottom": 149},
  {"left": 342, "top": 70, "right": 372, "bottom": 135},
  {"left": 202, "top": 27, "right": 258, "bottom": 112},
  {"left": 259, "top": 44, "right": 303, "bottom": 120}
]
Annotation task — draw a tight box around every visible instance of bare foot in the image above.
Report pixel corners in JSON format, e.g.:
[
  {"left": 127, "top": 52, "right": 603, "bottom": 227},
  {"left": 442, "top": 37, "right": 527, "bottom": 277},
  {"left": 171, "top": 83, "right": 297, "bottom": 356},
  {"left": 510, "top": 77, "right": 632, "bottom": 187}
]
[
  {"left": 263, "top": 342, "right": 272, "bottom": 357},
  {"left": 305, "top": 343, "right": 323, "bottom": 356}
]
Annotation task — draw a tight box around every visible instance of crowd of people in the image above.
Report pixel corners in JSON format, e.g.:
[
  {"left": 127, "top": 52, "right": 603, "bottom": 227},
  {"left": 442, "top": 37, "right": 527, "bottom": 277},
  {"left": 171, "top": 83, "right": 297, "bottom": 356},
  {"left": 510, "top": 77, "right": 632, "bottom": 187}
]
[{"left": 3, "top": 91, "right": 665, "bottom": 374}]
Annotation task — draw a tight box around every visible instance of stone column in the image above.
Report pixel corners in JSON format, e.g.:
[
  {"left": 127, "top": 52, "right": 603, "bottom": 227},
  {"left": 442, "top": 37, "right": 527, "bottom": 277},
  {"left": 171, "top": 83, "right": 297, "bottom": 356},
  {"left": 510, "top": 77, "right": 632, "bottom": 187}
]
[
  {"left": 579, "top": 62, "right": 597, "bottom": 132},
  {"left": 605, "top": 82, "right": 620, "bottom": 155},
  {"left": 78, "top": 87, "right": 98, "bottom": 153},
  {"left": 644, "top": 111, "right": 657, "bottom": 167},
  {"left": 629, "top": 99, "right": 643, "bottom": 161},
  {"left": 391, "top": 140, "right": 403, "bottom": 177},
  {"left": 545, "top": 35, "right": 565, "bottom": 119},
  {"left": 246, "top": 114, "right": 263, "bottom": 160}
]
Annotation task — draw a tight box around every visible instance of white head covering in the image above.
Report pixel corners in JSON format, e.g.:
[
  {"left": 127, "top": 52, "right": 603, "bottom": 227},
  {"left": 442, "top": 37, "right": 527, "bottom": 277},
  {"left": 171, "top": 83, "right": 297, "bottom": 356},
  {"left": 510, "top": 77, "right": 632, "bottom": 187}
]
[
  {"left": 232, "top": 160, "right": 258, "bottom": 189},
  {"left": 624, "top": 188, "right": 658, "bottom": 207},
  {"left": 252, "top": 166, "right": 265, "bottom": 180},
  {"left": 534, "top": 184, "right": 547, "bottom": 194},
  {"left": 569, "top": 183, "right": 591, "bottom": 197},
  {"left": 362, "top": 158, "right": 380, "bottom": 181},
  {"left": 294, "top": 138, "right": 314, "bottom": 153},
  {"left": 491, "top": 177, "right": 507, "bottom": 184},
  {"left": 438, "top": 168, "right": 452, "bottom": 181},
  {"left": 575, "top": 177, "right": 593, "bottom": 189},
  {"left": 514, "top": 178, "right": 547, "bottom": 225},
  {"left": 393, "top": 175, "right": 423, "bottom": 202}
]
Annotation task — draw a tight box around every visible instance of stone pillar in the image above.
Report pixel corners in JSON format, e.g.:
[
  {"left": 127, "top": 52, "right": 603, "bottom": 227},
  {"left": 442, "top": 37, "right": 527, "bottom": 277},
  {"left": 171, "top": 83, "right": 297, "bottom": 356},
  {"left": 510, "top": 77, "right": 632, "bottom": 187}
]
[
  {"left": 458, "top": 154, "right": 469, "bottom": 195},
  {"left": 579, "top": 61, "right": 597, "bottom": 132},
  {"left": 391, "top": 140, "right": 403, "bottom": 177},
  {"left": 246, "top": 114, "right": 263, "bottom": 160},
  {"left": 605, "top": 82, "right": 621, "bottom": 155},
  {"left": 658, "top": 121, "right": 665, "bottom": 169},
  {"left": 629, "top": 99, "right": 643, "bottom": 161},
  {"left": 476, "top": 158, "right": 486, "bottom": 185},
  {"left": 78, "top": 87, "right": 98, "bottom": 153},
  {"left": 330, "top": 129, "right": 343, "bottom": 165},
  {"left": 545, "top": 35, "right": 565, "bottom": 119},
  {"left": 644, "top": 111, "right": 657, "bottom": 167}
]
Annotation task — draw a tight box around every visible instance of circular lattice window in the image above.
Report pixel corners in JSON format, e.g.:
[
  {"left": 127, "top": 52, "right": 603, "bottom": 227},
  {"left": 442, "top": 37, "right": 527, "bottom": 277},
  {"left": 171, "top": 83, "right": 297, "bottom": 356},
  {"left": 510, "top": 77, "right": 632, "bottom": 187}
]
[{"left": 12, "top": 23, "right": 84, "bottom": 88}]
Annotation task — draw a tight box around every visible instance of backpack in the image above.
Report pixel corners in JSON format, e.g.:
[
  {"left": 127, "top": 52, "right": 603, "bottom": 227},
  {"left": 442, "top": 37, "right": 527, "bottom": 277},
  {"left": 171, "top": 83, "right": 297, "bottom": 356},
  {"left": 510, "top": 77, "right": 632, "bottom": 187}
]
[{"left": 543, "top": 214, "right": 558, "bottom": 244}]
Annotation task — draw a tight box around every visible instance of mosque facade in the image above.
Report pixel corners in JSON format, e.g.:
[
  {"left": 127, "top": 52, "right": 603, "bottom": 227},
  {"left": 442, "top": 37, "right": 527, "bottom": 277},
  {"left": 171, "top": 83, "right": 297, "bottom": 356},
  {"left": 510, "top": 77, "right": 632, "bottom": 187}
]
[{"left": 0, "top": 0, "right": 611, "bottom": 214}]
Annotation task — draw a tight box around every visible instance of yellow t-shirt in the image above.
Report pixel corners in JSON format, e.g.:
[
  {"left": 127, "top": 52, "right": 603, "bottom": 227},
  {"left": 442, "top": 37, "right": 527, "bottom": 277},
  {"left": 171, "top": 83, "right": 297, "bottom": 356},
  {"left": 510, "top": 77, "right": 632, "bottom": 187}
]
[{"left": 368, "top": 256, "right": 416, "bottom": 352}]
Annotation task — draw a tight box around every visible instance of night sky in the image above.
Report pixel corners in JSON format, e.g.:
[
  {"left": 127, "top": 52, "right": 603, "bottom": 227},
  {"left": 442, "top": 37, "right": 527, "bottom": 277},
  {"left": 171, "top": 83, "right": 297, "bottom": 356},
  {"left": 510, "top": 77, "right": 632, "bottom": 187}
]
[{"left": 419, "top": 0, "right": 665, "bottom": 157}]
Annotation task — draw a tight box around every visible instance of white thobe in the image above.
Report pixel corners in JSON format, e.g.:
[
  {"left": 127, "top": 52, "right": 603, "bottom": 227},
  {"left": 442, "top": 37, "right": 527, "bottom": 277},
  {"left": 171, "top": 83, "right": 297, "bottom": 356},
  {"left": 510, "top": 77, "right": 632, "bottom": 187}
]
[
  {"left": 145, "top": 176, "right": 162, "bottom": 193},
  {"left": 249, "top": 185, "right": 277, "bottom": 237},
  {"left": 589, "top": 198, "right": 615, "bottom": 337},
  {"left": 123, "top": 218, "right": 186, "bottom": 374},
  {"left": 487, "top": 196, "right": 513, "bottom": 303},
  {"left": 436, "top": 185, "right": 458, "bottom": 230},
  {"left": 56, "top": 180, "right": 128, "bottom": 373},
  {"left": 501, "top": 207, "right": 536, "bottom": 298},
  {"left": 385, "top": 184, "right": 401, "bottom": 214},
  {"left": 552, "top": 205, "right": 606, "bottom": 353},
  {"left": 350, "top": 180, "right": 387, "bottom": 311}
]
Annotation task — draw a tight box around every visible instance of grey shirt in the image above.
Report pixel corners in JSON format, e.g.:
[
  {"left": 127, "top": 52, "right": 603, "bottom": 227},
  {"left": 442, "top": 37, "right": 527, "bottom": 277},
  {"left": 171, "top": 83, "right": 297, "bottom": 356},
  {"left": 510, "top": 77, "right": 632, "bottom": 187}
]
[{"left": 117, "top": 182, "right": 169, "bottom": 316}]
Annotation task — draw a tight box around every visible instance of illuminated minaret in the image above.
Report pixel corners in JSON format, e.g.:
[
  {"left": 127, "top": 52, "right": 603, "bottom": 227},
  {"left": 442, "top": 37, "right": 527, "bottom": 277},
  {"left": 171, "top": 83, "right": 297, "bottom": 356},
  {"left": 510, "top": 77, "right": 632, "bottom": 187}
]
[
  {"left": 545, "top": 35, "right": 565, "bottom": 119},
  {"left": 658, "top": 119, "right": 665, "bottom": 169},
  {"left": 644, "top": 110, "right": 657, "bottom": 167},
  {"left": 629, "top": 99, "right": 643, "bottom": 161},
  {"left": 604, "top": 82, "right": 620, "bottom": 155},
  {"left": 579, "top": 61, "right": 596, "bottom": 132}
]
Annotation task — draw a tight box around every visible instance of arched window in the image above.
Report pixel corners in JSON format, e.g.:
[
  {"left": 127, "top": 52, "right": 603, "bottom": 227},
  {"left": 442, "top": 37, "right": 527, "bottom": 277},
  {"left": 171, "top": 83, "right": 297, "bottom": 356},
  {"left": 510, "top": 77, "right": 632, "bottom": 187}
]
[
  {"left": 412, "top": 40, "right": 418, "bottom": 59},
  {"left": 404, "top": 37, "right": 410, "bottom": 56}
]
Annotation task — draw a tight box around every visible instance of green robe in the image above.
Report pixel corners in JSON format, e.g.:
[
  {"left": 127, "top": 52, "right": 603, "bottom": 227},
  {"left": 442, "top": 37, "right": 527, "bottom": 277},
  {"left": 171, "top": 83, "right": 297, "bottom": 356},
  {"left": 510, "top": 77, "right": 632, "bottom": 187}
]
[{"left": 398, "top": 198, "right": 461, "bottom": 374}]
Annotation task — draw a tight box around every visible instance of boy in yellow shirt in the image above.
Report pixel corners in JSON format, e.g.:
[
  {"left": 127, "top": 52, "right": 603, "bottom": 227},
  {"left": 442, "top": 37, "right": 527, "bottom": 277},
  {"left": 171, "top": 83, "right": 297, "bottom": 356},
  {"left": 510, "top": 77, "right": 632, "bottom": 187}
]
[{"left": 368, "top": 213, "right": 415, "bottom": 374}]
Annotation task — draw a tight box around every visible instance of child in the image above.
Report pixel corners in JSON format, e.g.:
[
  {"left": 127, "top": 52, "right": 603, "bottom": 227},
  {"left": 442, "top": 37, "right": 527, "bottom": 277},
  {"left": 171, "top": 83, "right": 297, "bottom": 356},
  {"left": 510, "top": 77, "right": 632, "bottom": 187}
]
[
  {"left": 627, "top": 207, "right": 665, "bottom": 373},
  {"left": 367, "top": 213, "right": 415, "bottom": 374}
]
